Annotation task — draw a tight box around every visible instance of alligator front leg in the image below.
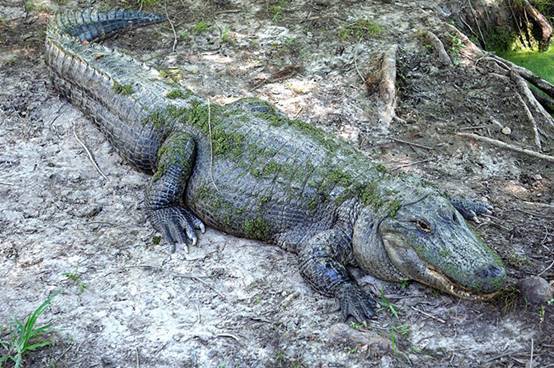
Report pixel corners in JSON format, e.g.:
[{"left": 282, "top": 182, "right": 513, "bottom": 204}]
[
  {"left": 450, "top": 197, "right": 493, "bottom": 223},
  {"left": 298, "top": 229, "right": 376, "bottom": 322},
  {"left": 145, "top": 132, "right": 205, "bottom": 253}
]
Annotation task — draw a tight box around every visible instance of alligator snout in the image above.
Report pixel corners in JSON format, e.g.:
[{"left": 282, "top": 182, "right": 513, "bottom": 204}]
[{"left": 475, "top": 264, "right": 506, "bottom": 292}]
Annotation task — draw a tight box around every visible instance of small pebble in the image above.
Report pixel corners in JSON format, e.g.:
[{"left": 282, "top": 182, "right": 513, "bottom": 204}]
[
  {"left": 501, "top": 126, "right": 511, "bottom": 135},
  {"left": 518, "top": 276, "right": 553, "bottom": 305}
]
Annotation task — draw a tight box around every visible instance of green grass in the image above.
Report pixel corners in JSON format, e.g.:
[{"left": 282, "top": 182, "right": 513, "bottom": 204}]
[
  {"left": 338, "top": 19, "right": 383, "bottom": 41},
  {"left": 377, "top": 289, "right": 400, "bottom": 318},
  {"left": 192, "top": 21, "right": 210, "bottom": 34},
  {"left": 499, "top": 47, "right": 554, "bottom": 84},
  {"left": 136, "top": 0, "right": 159, "bottom": 7},
  {"left": 0, "top": 294, "right": 57, "bottom": 368}
]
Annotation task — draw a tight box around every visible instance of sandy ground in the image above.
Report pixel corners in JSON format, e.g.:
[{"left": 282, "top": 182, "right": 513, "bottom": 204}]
[{"left": 1, "top": 0, "right": 553, "bottom": 367}]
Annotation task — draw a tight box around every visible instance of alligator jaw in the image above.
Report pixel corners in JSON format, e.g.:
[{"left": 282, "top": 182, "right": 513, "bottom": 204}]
[{"left": 382, "top": 235, "right": 500, "bottom": 301}]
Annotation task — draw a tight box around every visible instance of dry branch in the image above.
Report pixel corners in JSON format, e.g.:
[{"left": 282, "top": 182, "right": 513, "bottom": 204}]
[
  {"left": 423, "top": 31, "right": 452, "bottom": 66},
  {"left": 457, "top": 132, "right": 554, "bottom": 162},
  {"left": 377, "top": 44, "right": 398, "bottom": 129}
]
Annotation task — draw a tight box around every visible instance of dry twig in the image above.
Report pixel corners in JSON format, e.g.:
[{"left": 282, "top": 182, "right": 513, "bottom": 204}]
[
  {"left": 164, "top": 1, "right": 178, "bottom": 53},
  {"left": 73, "top": 123, "right": 108, "bottom": 180}
]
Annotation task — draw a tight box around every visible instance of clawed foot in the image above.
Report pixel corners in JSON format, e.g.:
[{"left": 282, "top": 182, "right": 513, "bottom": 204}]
[
  {"left": 337, "top": 284, "right": 377, "bottom": 322},
  {"left": 450, "top": 197, "right": 493, "bottom": 223},
  {"left": 148, "top": 206, "right": 205, "bottom": 253}
]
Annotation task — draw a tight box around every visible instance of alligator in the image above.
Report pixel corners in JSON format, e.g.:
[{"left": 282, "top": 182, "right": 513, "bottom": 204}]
[{"left": 45, "top": 9, "right": 506, "bottom": 321}]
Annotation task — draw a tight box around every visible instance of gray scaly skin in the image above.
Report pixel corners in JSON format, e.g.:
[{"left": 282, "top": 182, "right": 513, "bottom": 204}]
[{"left": 45, "top": 9, "right": 506, "bottom": 321}]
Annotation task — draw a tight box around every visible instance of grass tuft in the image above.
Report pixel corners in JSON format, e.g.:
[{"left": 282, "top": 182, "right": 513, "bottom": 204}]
[{"left": 0, "top": 294, "right": 57, "bottom": 368}]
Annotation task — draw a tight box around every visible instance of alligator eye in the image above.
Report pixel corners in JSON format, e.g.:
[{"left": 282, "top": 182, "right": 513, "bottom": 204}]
[{"left": 414, "top": 219, "right": 432, "bottom": 233}]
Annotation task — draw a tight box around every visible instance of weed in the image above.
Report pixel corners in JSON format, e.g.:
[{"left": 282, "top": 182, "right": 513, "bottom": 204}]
[
  {"left": 63, "top": 272, "right": 87, "bottom": 293},
  {"left": 192, "top": 21, "right": 210, "bottom": 34},
  {"left": 399, "top": 280, "right": 410, "bottom": 289},
  {"left": 136, "top": 0, "right": 159, "bottom": 8},
  {"left": 24, "top": 0, "right": 54, "bottom": 13},
  {"left": 349, "top": 321, "right": 366, "bottom": 330},
  {"left": 220, "top": 27, "right": 234, "bottom": 45},
  {"left": 449, "top": 34, "right": 464, "bottom": 65},
  {"left": 178, "top": 30, "right": 190, "bottom": 41},
  {"left": 378, "top": 289, "right": 400, "bottom": 318},
  {"left": 269, "top": 0, "right": 290, "bottom": 22},
  {"left": 389, "top": 323, "right": 411, "bottom": 353},
  {"left": 339, "top": 19, "right": 382, "bottom": 41},
  {"left": 0, "top": 294, "right": 57, "bottom": 368},
  {"left": 539, "top": 305, "right": 545, "bottom": 323}
]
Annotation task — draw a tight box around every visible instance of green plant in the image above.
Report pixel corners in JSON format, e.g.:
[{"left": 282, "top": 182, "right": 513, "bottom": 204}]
[
  {"left": 269, "top": 0, "right": 290, "bottom": 22},
  {"left": 63, "top": 272, "right": 87, "bottom": 293},
  {"left": 389, "top": 324, "right": 411, "bottom": 353},
  {"left": 136, "top": 0, "right": 159, "bottom": 7},
  {"left": 339, "top": 19, "right": 382, "bottom": 41},
  {"left": 0, "top": 294, "right": 57, "bottom": 368},
  {"left": 192, "top": 21, "right": 210, "bottom": 34},
  {"left": 449, "top": 34, "right": 464, "bottom": 65},
  {"left": 378, "top": 289, "right": 399, "bottom": 318}
]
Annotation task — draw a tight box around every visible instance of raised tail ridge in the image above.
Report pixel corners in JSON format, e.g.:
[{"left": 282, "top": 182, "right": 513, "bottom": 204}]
[{"left": 49, "top": 8, "right": 166, "bottom": 43}]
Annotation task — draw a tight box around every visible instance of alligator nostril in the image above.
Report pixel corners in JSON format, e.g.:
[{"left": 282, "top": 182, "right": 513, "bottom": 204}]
[{"left": 477, "top": 265, "right": 504, "bottom": 278}]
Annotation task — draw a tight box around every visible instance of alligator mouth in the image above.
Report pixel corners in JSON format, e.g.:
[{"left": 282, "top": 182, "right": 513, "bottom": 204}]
[
  {"left": 382, "top": 235, "right": 499, "bottom": 301},
  {"left": 424, "top": 264, "right": 499, "bottom": 301}
]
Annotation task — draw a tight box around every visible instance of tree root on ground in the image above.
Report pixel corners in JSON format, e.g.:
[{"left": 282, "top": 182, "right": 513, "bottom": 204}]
[
  {"left": 423, "top": 31, "right": 452, "bottom": 66},
  {"left": 365, "top": 44, "right": 398, "bottom": 130},
  {"left": 457, "top": 133, "right": 554, "bottom": 162},
  {"left": 442, "top": 24, "right": 553, "bottom": 151}
]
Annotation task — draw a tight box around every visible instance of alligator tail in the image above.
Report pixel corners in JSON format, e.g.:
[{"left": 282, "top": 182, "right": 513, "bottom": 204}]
[{"left": 49, "top": 8, "right": 166, "bottom": 43}]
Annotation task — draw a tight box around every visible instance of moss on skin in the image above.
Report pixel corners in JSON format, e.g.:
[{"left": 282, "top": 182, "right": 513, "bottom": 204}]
[
  {"left": 153, "top": 133, "right": 192, "bottom": 181},
  {"left": 388, "top": 199, "right": 401, "bottom": 218},
  {"left": 243, "top": 217, "right": 270, "bottom": 240},
  {"left": 166, "top": 89, "right": 190, "bottom": 99},
  {"left": 112, "top": 81, "right": 134, "bottom": 95}
]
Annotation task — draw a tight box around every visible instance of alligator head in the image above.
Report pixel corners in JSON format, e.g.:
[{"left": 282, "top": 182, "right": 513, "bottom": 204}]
[{"left": 352, "top": 184, "right": 506, "bottom": 299}]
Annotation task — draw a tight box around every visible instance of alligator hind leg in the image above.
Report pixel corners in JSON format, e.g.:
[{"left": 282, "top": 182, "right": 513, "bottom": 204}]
[
  {"left": 298, "top": 229, "right": 376, "bottom": 322},
  {"left": 145, "top": 132, "right": 205, "bottom": 253}
]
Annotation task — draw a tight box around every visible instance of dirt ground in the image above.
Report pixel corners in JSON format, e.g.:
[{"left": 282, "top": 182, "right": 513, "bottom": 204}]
[{"left": 0, "top": 0, "right": 553, "bottom": 367}]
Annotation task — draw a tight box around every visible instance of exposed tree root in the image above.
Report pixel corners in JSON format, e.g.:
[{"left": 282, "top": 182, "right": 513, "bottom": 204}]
[
  {"left": 376, "top": 44, "right": 398, "bottom": 129},
  {"left": 423, "top": 31, "right": 452, "bottom": 66},
  {"left": 365, "top": 45, "right": 399, "bottom": 130},
  {"left": 489, "top": 55, "right": 554, "bottom": 99},
  {"left": 509, "top": 71, "right": 554, "bottom": 128},
  {"left": 532, "top": 90, "right": 554, "bottom": 114},
  {"left": 442, "top": 24, "right": 553, "bottom": 150},
  {"left": 444, "top": 23, "right": 484, "bottom": 65},
  {"left": 457, "top": 132, "right": 554, "bottom": 162}
]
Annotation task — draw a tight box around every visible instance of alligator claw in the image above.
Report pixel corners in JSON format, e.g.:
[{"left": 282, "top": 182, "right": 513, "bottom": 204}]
[
  {"left": 337, "top": 284, "right": 377, "bottom": 322},
  {"left": 148, "top": 206, "right": 204, "bottom": 253},
  {"left": 450, "top": 197, "right": 493, "bottom": 223}
]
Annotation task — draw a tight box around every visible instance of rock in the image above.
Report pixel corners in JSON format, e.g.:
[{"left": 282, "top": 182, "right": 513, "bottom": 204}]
[
  {"left": 328, "top": 323, "right": 391, "bottom": 356},
  {"left": 501, "top": 126, "right": 511, "bottom": 135},
  {"left": 518, "top": 276, "right": 553, "bottom": 305}
]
